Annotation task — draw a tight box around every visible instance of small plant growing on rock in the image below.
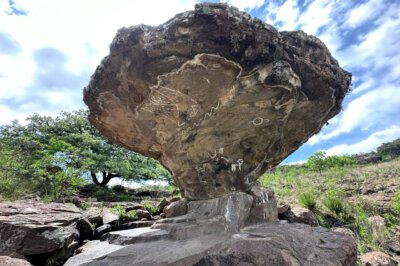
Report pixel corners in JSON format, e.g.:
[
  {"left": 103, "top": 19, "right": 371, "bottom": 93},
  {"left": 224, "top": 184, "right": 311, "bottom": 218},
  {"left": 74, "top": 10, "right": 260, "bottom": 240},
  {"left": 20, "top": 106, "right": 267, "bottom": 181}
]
[
  {"left": 126, "top": 210, "right": 138, "bottom": 221},
  {"left": 299, "top": 191, "right": 317, "bottom": 211},
  {"left": 111, "top": 204, "right": 138, "bottom": 223},
  {"left": 143, "top": 201, "right": 159, "bottom": 215}
]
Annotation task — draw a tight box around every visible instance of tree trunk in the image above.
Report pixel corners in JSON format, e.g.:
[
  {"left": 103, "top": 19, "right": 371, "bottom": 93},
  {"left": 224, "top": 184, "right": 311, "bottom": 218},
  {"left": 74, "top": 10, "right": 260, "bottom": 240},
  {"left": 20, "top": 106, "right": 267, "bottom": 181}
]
[{"left": 90, "top": 171, "right": 120, "bottom": 187}]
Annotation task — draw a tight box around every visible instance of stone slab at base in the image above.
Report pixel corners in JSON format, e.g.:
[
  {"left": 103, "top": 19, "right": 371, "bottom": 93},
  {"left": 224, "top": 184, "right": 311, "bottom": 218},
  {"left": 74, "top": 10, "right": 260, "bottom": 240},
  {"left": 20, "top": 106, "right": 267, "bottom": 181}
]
[{"left": 70, "top": 221, "right": 356, "bottom": 266}]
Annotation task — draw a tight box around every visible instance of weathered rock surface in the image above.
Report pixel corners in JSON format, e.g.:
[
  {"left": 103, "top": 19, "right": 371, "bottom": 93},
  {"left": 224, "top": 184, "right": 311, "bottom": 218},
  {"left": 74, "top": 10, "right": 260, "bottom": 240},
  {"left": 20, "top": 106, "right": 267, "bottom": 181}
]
[
  {"left": 102, "top": 208, "right": 119, "bottom": 224},
  {"left": 100, "top": 228, "right": 169, "bottom": 245},
  {"left": 84, "top": 3, "right": 351, "bottom": 200},
  {"left": 69, "top": 222, "right": 356, "bottom": 266},
  {"left": 360, "top": 251, "right": 397, "bottom": 266},
  {"left": 153, "top": 191, "right": 269, "bottom": 238},
  {"left": 0, "top": 202, "right": 81, "bottom": 264},
  {"left": 281, "top": 206, "right": 318, "bottom": 226},
  {"left": 0, "top": 256, "right": 32, "bottom": 266},
  {"left": 64, "top": 240, "right": 124, "bottom": 266},
  {"left": 163, "top": 200, "right": 188, "bottom": 218}
]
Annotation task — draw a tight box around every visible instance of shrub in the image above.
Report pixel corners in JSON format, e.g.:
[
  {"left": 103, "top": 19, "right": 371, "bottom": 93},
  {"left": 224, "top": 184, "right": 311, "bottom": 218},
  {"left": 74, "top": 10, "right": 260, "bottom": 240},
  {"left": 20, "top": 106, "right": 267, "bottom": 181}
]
[
  {"left": 143, "top": 201, "right": 159, "bottom": 215},
  {"left": 391, "top": 192, "right": 400, "bottom": 214},
  {"left": 110, "top": 205, "right": 137, "bottom": 223},
  {"left": 305, "top": 151, "right": 354, "bottom": 173},
  {"left": 93, "top": 187, "right": 115, "bottom": 201},
  {"left": 112, "top": 185, "right": 126, "bottom": 193},
  {"left": 377, "top": 138, "right": 400, "bottom": 159},
  {"left": 126, "top": 210, "right": 138, "bottom": 220},
  {"left": 299, "top": 191, "right": 317, "bottom": 211},
  {"left": 323, "top": 191, "right": 345, "bottom": 217}
]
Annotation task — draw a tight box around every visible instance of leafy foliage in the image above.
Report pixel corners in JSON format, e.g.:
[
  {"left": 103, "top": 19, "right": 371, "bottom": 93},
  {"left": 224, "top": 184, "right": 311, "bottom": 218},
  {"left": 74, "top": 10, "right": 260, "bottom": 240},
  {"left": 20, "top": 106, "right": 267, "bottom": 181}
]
[
  {"left": 305, "top": 151, "right": 354, "bottom": 173},
  {"left": 0, "top": 110, "right": 172, "bottom": 201},
  {"left": 143, "top": 200, "right": 160, "bottom": 215},
  {"left": 377, "top": 138, "right": 400, "bottom": 160},
  {"left": 110, "top": 204, "right": 137, "bottom": 224}
]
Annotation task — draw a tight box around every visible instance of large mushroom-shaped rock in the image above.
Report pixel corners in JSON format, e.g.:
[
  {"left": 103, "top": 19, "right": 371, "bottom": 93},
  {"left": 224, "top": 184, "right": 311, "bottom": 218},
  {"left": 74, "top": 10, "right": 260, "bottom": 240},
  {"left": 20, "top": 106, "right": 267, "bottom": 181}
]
[{"left": 84, "top": 3, "right": 351, "bottom": 200}]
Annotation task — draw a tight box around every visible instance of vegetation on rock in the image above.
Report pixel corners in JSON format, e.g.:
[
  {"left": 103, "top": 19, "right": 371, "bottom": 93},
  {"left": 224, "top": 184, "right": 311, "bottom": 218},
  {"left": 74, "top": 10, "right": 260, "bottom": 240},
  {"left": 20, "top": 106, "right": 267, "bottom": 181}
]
[{"left": 261, "top": 144, "right": 400, "bottom": 261}]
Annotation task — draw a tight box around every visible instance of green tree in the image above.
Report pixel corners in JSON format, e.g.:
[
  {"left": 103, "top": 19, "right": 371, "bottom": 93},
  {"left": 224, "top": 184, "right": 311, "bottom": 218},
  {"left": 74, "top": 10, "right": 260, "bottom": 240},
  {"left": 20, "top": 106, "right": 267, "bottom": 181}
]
[
  {"left": 304, "top": 151, "right": 327, "bottom": 173},
  {"left": 377, "top": 138, "right": 400, "bottom": 160},
  {"left": 0, "top": 110, "right": 171, "bottom": 200},
  {"left": 305, "top": 151, "right": 354, "bottom": 173}
]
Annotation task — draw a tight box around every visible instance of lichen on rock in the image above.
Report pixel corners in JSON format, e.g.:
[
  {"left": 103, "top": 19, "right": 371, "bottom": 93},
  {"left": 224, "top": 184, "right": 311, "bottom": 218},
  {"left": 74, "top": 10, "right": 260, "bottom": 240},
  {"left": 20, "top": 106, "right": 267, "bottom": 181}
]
[{"left": 84, "top": 3, "right": 351, "bottom": 200}]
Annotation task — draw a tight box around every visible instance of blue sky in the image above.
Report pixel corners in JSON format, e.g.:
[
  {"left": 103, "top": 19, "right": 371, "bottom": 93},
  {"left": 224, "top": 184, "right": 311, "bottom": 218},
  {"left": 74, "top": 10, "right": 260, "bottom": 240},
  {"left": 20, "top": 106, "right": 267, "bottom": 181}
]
[{"left": 0, "top": 0, "right": 399, "bottom": 163}]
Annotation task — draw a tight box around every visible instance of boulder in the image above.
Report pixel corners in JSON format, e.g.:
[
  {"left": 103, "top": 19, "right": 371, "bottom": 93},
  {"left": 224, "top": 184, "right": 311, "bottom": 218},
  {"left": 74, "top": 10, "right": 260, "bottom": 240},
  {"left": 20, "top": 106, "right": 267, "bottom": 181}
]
[
  {"left": 153, "top": 192, "right": 254, "bottom": 239},
  {"left": 360, "top": 251, "right": 397, "bottom": 266},
  {"left": 135, "top": 209, "right": 151, "bottom": 220},
  {"left": 76, "top": 218, "right": 94, "bottom": 240},
  {"left": 84, "top": 2, "right": 351, "bottom": 200},
  {"left": 157, "top": 198, "right": 170, "bottom": 211},
  {"left": 0, "top": 202, "right": 81, "bottom": 264},
  {"left": 71, "top": 222, "right": 356, "bottom": 266},
  {"left": 367, "top": 215, "right": 386, "bottom": 233},
  {"left": 277, "top": 200, "right": 290, "bottom": 215},
  {"left": 282, "top": 206, "right": 318, "bottom": 226},
  {"left": 331, "top": 227, "right": 356, "bottom": 239},
  {"left": 95, "top": 224, "right": 112, "bottom": 238},
  {"left": 385, "top": 231, "right": 400, "bottom": 255},
  {"left": 163, "top": 200, "right": 188, "bottom": 218},
  {"left": 0, "top": 256, "right": 32, "bottom": 266},
  {"left": 82, "top": 207, "right": 102, "bottom": 225},
  {"left": 246, "top": 186, "right": 278, "bottom": 225}
]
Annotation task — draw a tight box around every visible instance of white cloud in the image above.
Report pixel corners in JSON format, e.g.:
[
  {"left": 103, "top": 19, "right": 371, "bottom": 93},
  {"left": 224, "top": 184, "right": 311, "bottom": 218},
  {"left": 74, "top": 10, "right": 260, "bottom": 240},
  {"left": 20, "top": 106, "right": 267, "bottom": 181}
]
[
  {"left": 225, "top": 0, "right": 264, "bottom": 11},
  {"left": 326, "top": 125, "right": 400, "bottom": 156},
  {"left": 308, "top": 85, "right": 400, "bottom": 145},
  {"left": 297, "top": 0, "right": 335, "bottom": 35},
  {"left": 344, "top": 0, "right": 385, "bottom": 28},
  {"left": 337, "top": 4, "right": 400, "bottom": 77},
  {"left": 351, "top": 78, "right": 375, "bottom": 95},
  {"left": 264, "top": 0, "right": 300, "bottom": 31},
  {"left": 0, "top": 0, "right": 198, "bottom": 125}
]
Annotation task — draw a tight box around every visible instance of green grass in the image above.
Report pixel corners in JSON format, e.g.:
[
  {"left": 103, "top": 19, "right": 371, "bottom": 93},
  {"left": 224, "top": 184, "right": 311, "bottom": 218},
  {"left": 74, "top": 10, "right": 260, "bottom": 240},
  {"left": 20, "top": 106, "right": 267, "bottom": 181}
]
[
  {"left": 299, "top": 191, "right": 317, "bottom": 211},
  {"left": 260, "top": 158, "right": 400, "bottom": 258}
]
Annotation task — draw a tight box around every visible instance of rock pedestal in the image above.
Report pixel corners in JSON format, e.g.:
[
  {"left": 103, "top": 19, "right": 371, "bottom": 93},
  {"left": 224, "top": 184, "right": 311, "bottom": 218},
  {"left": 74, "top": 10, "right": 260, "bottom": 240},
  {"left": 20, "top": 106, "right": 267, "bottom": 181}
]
[{"left": 152, "top": 188, "right": 277, "bottom": 240}]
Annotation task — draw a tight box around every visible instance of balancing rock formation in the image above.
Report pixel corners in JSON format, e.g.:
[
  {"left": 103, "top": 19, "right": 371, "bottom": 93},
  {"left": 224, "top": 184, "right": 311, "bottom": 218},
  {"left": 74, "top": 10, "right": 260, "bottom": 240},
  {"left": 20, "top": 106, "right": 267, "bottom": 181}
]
[
  {"left": 79, "top": 3, "right": 357, "bottom": 265},
  {"left": 84, "top": 3, "right": 351, "bottom": 200}
]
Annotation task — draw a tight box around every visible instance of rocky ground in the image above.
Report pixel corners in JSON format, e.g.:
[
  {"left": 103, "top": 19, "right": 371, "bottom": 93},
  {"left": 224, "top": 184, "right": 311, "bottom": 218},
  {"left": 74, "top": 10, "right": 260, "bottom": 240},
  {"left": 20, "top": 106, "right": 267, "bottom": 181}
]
[
  {"left": 262, "top": 158, "right": 400, "bottom": 265},
  {"left": 1, "top": 159, "right": 398, "bottom": 266},
  {"left": 0, "top": 195, "right": 184, "bottom": 266},
  {"left": 0, "top": 188, "right": 359, "bottom": 266}
]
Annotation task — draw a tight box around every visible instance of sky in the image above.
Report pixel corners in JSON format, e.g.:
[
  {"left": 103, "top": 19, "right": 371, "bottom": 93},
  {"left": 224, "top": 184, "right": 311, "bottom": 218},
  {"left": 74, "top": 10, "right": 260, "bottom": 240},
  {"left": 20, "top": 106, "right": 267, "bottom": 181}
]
[{"left": 0, "top": 0, "right": 399, "bottom": 164}]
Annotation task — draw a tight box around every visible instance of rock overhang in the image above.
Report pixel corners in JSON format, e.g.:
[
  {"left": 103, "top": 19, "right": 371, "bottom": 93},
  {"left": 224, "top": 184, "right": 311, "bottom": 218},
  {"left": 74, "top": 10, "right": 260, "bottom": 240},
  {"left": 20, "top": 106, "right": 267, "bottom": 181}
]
[{"left": 84, "top": 3, "right": 351, "bottom": 200}]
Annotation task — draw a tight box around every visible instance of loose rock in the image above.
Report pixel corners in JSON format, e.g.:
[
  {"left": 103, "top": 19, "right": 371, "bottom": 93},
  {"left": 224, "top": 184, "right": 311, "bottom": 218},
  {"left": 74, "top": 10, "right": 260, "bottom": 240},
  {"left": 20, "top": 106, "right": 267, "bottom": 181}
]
[
  {"left": 0, "top": 256, "right": 32, "bottom": 266},
  {"left": 282, "top": 206, "right": 318, "bottom": 226},
  {"left": 360, "top": 251, "right": 397, "bottom": 266},
  {"left": 163, "top": 200, "right": 188, "bottom": 218}
]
